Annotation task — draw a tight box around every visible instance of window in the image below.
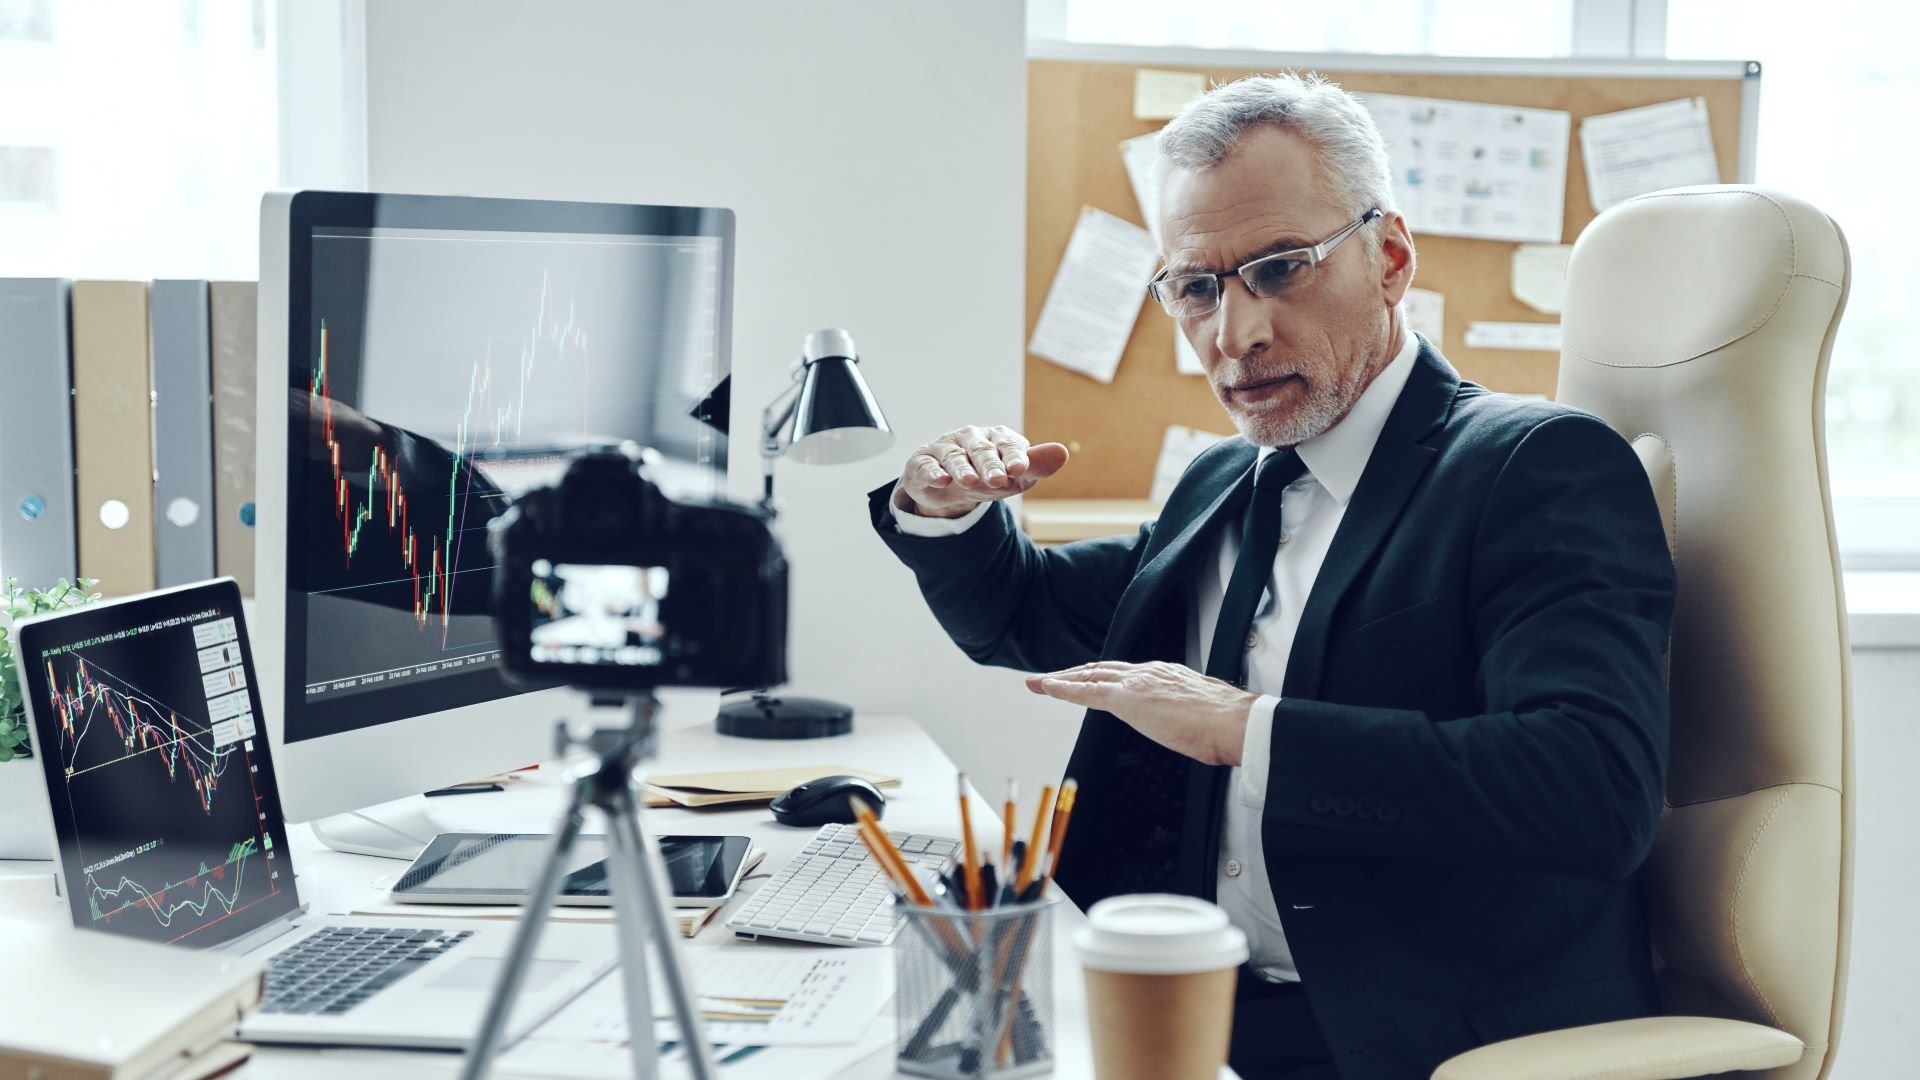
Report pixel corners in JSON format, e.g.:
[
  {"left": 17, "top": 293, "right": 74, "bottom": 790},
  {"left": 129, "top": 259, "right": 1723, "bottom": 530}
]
[
  {"left": 1040, "top": 0, "right": 1917, "bottom": 561},
  {"left": 1054, "top": 0, "right": 1576, "bottom": 58},
  {"left": 0, "top": 0, "right": 278, "bottom": 280},
  {"left": 1666, "top": 0, "right": 1920, "bottom": 562}
]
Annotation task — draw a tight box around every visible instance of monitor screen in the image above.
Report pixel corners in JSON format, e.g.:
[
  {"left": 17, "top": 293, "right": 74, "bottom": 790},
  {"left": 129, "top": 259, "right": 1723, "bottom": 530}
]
[
  {"left": 278, "top": 195, "right": 732, "bottom": 745},
  {"left": 18, "top": 581, "right": 302, "bottom": 947}
]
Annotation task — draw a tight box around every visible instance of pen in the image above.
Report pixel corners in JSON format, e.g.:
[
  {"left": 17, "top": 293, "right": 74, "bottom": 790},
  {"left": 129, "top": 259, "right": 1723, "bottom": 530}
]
[
  {"left": 423, "top": 782, "right": 504, "bottom": 797},
  {"left": 998, "top": 841, "right": 1027, "bottom": 907}
]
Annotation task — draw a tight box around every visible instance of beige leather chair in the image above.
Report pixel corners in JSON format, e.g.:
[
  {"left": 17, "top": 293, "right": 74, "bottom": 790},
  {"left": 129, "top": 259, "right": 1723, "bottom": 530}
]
[{"left": 1435, "top": 186, "right": 1855, "bottom": 1080}]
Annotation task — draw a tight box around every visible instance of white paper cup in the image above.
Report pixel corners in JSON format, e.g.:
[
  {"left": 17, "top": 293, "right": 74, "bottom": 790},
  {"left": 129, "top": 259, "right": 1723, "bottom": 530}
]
[{"left": 1074, "top": 895, "right": 1248, "bottom": 1080}]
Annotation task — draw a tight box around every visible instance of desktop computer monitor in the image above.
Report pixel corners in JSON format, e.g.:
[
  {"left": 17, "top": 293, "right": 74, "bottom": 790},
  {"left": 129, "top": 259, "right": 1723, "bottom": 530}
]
[{"left": 256, "top": 191, "right": 734, "bottom": 855}]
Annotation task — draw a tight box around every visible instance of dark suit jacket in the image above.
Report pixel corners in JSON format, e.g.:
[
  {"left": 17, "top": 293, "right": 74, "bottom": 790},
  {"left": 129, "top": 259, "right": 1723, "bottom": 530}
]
[{"left": 868, "top": 342, "right": 1677, "bottom": 1079}]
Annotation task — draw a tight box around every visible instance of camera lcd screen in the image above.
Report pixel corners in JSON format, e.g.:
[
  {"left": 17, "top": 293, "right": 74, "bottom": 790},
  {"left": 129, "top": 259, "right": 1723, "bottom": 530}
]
[{"left": 528, "top": 560, "right": 670, "bottom": 668}]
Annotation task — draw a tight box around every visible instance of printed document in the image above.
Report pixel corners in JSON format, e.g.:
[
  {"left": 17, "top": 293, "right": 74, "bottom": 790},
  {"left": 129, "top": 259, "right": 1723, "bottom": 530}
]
[
  {"left": 1028, "top": 207, "right": 1160, "bottom": 383},
  {"left": 1360, "top": 92, "right": 1572, "bottom": 244}
]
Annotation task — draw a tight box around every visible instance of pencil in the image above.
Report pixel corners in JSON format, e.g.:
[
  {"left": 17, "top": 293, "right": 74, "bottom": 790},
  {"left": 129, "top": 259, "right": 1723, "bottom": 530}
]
[
  {"left": 1015, "top": 784, "right": 1055, "bottom": 893},
  {"left": 1001, "top": 778, "right": 1018, "bottom": 867},
  {"left": 1041, "top": 778, "right": 1079, "bottom": 885},
  {"left": 849, "top": 795, "right": 935, "bottom": 908},
  {"left": 957, "top": 773, "right": 984, "bottom": 911}
]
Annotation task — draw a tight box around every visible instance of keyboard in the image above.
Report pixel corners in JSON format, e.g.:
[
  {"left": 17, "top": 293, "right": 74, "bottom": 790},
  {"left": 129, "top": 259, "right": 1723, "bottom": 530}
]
[
  {"left": 260, "top": 926, "right": 473, "bottom": 1015},
  {"left": 727, "top": 823, "right": 959, "bottom": 946}
]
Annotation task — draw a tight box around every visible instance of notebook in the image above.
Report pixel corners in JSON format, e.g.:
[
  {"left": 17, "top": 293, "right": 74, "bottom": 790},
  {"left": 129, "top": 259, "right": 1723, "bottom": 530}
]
[{"left": 0, "top": 918, "right": 263, "bottom": 1079}]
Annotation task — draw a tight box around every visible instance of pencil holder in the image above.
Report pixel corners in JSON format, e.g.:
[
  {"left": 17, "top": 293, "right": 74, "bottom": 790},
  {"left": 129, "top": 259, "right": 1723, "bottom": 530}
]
[{"left": 894, "top": 897, "right": 1059, "bottom": 1079}]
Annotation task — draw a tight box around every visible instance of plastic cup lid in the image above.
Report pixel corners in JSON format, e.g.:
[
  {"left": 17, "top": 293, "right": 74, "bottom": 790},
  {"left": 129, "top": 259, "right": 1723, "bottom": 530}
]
[{"left": 1073, "top": 894, "right": 1250, "bottom": 974}]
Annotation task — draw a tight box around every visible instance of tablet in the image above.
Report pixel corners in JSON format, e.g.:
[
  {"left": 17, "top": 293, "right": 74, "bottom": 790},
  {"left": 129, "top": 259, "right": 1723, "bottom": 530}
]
[{"left": 391, "top": 833, "right": 752, "bottom": 907}]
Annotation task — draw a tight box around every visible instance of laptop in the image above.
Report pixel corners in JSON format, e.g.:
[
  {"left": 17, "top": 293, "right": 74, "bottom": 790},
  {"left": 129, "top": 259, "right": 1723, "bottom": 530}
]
[{"left": 12, "top": 578, "right": 615, "bottom": 1049}]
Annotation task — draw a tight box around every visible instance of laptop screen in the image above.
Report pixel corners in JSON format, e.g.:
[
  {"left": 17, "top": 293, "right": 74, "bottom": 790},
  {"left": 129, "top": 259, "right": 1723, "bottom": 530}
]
[{"left": 17, "top": 580, "right": 301, "bottom": 947}]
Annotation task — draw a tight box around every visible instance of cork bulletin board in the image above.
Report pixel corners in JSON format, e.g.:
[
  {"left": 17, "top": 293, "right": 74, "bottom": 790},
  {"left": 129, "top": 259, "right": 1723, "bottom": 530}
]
[{"left": 1025, "top": 47, "right": 1758, "bottom": 498}]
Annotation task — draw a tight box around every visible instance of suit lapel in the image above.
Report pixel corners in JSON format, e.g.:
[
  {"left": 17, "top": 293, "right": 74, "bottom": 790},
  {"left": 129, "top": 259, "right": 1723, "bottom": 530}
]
[
  {"left": 1102, "top": 440, "right": 1259, "bottom": 659},
  {"left": 1283, "top": 341, "right": 1460, "bottom": 700}
]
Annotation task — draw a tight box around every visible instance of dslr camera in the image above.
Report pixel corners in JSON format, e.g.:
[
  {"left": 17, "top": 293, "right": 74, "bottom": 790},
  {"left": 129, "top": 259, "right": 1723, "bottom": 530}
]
[{"left": 490, "top": 445, "right": 788, "bottom": 691}]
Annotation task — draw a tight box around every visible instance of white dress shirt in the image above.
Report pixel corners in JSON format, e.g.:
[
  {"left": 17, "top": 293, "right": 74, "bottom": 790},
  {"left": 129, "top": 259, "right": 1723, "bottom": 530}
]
[{"left": 891, "top": 330, "right": 1422, "bottom": 982}]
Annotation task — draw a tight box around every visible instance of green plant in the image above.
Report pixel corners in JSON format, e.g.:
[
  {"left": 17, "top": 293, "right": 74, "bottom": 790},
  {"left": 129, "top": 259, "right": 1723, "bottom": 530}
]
[{"left": 0, "top": 577, "right": 102, "bottom": 762}]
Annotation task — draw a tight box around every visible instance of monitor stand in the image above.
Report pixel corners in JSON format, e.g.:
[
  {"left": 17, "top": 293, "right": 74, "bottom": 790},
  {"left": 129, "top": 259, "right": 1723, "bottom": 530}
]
[{"left": 309, "top": 796, "right": 446, "bottom": 861}]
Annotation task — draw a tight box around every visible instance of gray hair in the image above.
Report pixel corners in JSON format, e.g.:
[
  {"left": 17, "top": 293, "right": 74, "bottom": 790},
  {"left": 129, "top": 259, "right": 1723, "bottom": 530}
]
[{"left": 1158, "top": 72, "right": 1396, "bottom": 220}]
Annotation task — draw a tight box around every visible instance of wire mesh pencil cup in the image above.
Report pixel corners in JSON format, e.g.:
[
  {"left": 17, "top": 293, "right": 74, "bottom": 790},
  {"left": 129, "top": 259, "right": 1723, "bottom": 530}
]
[{"left": 894, "top": 897, "right": 1059, "bottom": 1079}]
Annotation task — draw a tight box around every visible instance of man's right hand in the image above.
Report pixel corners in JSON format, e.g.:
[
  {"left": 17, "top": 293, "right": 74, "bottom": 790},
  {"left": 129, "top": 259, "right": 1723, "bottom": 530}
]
[{"left": 893, "top": 424, "right": 1070, "bottom": 519}]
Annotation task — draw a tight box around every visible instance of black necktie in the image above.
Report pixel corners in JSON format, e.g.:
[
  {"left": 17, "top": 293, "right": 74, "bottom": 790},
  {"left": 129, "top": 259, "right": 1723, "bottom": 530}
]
[
  {"left": 1179, "top": 449, "right": 1307, "bottom": 896},
  {"left": 1205, "top": 450, "right": 1307, "bottom": 684}
]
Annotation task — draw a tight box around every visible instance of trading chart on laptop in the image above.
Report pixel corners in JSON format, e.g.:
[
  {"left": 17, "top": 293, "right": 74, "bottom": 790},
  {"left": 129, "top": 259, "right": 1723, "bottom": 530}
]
[{"left": 21, "top": 584, "right": 300, "bottom": 946}]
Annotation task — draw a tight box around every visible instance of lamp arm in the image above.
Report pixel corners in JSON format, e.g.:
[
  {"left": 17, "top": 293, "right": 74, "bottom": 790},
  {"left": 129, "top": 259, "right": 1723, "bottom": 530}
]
[{"left": 758, "top": 362, "right": 808, "bottom": 509}]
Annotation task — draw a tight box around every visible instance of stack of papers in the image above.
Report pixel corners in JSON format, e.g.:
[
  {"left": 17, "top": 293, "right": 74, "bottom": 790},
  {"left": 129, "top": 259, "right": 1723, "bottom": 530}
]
[{"left": 643, "top": 765, "right": 899, "bottom": 809}]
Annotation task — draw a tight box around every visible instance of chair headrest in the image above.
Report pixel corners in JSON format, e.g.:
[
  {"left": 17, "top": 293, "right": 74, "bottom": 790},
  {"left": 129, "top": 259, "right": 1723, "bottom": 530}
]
[{"left": 1562, "top": 186, "right": 1846, "bottom": 371}]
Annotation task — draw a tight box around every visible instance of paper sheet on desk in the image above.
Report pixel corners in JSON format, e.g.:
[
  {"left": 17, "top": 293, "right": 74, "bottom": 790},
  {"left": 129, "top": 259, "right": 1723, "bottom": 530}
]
[
  {"left": 1579, "top": 98, "right": 1718, "bottom": 212},
  {"left": 497, "top": 1013, "right": 895, "bottom": 1080},
  {"left": 533, "top": 945, "right": 892, "bottom": 1047},
  {"left": 1028, "top": 208, "right": 1159, "bottom": 384}
]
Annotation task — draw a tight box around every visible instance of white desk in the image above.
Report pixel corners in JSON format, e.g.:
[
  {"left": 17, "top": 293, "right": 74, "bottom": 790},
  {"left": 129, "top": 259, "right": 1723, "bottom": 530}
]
[{"left": 1, "top": 715, "right": 1135, "bottom": 1079}]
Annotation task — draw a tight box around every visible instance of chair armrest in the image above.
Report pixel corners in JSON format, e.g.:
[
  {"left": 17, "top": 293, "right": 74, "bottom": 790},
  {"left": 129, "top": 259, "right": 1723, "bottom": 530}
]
[{"left": 1432, "top": 1016, "right": 1804, "bottom": 1080}]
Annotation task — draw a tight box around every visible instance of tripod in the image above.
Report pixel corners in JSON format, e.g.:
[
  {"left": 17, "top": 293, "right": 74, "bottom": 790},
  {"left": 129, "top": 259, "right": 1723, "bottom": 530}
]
[{"left": 459, "top": 692, "right": 717, "bottom": 1080}]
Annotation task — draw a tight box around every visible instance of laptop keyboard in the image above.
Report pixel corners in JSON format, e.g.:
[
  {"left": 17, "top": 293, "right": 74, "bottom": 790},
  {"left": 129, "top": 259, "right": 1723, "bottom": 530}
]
[{"left": 260, "top": 926, "right": 474, "bottom": 1015}]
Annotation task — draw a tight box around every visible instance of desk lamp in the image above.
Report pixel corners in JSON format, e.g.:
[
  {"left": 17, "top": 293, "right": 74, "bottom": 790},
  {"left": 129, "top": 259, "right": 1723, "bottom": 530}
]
[{"left": 717, "top": 328, "right": 893, "bottom": 739}]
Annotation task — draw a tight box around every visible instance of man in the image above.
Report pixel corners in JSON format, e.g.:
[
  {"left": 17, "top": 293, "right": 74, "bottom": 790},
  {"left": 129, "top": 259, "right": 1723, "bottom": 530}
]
[{"left": 868, "top": 74, "right": 1674, "bottom": 1080}]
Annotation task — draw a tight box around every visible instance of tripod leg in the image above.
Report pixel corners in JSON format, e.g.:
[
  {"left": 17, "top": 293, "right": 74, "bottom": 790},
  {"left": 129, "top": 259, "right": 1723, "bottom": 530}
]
[
  {"left": 458, "top": 788, "right": 591, "bottom": 1080},
  {"left": 601, "top": 819, "right": 663, "bottom": 1080},
  {"left": 605, "top": 788, "right": 720, "bottom": 1080}
]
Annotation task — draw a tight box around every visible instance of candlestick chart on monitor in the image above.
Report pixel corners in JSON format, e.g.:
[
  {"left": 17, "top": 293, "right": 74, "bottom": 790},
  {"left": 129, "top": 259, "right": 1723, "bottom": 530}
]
[{"left": 292, "top": 228, "right": 725, "bottom": 721}]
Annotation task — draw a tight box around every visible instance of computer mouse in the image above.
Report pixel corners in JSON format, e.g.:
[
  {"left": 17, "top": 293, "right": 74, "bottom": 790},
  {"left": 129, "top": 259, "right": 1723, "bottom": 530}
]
[{"left": 770, "top": 774, "right": 885, "bottom": 828}]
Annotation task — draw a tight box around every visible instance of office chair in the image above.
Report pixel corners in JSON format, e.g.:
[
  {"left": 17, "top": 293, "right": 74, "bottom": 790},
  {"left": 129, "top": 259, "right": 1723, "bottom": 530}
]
[{"left": 1434, "top": 186, "right": 1855, "bottom": 1080}]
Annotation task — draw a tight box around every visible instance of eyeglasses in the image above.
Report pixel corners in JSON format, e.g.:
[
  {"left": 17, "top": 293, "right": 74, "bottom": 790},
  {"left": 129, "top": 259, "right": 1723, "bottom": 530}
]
[{"left": 1148, "top": 207, "right": 1384, "bottom": 319}]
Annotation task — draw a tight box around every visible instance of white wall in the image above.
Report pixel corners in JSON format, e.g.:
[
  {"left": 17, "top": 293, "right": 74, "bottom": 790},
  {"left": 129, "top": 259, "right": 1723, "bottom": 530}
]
[
  {"left": 361, "top": 0, "right": 1083, "bottom": 798},
  {"left": 1833, "top": 645, "right": 1920, "bottom": 1076}
]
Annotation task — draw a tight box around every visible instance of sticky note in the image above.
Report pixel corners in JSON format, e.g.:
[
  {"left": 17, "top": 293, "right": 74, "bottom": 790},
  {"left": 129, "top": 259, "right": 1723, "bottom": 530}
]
[{"left": 1134, "top": 69, "right": 1207, "bottom": 121}]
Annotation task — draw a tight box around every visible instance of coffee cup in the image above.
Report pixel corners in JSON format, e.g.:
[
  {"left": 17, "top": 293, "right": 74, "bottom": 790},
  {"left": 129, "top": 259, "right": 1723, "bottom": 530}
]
[{"left": 1074, "top": 894, "right": 1249, "bottom": 1080}]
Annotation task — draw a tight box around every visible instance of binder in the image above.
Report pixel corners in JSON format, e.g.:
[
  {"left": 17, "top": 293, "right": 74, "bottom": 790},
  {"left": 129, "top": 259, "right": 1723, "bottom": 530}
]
[
  {"left": 0, "top": 278, "right": 79, "bottom": 588},
  {"left": 208, "top": 281, "right": 257, "bottom": 595},
  {"left": 69, "top": 280, "right": 156, "bottom": 597},
  {"left": 151, "top": 280, "right": 217, "bottom": 587}
]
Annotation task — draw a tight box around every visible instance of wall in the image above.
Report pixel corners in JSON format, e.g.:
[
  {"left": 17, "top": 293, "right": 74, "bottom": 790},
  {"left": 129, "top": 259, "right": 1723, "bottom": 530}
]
[
  {"left": 360, "top": 0, "right": 1082, "bottom": 798},
  {"left": 1833, "top": 643, "right": 1920, "bottom": 1076}
]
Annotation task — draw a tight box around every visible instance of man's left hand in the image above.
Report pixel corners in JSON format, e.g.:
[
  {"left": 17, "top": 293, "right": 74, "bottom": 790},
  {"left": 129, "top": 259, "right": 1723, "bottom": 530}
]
[{"left": 1025, "top": 661, "right": 1255, "bottom": 766}]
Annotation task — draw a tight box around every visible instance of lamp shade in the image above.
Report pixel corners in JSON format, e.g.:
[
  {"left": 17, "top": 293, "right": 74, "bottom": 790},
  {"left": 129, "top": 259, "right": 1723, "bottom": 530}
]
[{"left": 786, "top": 330, "right": 894, "bottom": 465}]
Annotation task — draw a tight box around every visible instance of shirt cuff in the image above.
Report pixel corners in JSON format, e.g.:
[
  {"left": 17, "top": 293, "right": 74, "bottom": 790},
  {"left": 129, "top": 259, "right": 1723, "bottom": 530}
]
[
  {"left": 888, "top": 488, "right": 992, "bottom": 537},
  {"left": 1238, "top": 695, "right": 1280, "bottom": 809}
]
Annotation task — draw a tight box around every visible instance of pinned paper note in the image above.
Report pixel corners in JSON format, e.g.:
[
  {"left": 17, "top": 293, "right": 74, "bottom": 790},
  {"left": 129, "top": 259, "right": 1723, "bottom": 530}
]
[
  {"left": 1360, "top": 92, "right": 1571, "bottom": 244},
  {"left": 1175, "top": 332, "right": 1204, "bottom": 375},
  {"left": 1465, "top": 321, "right": 1562, "bottom": 352},
  {"left": 1121, "top": 130, "right": 1167, "bottom": 243},
  {"left": 1151, "top": 425, "right": 1230, "bottom": 504},
  {"left": 1134, "top": 68, "right": 1207, "bottom": 120},
  {"left": 1028, "top": 207, "right": 1160, "bottom": 384},
  {"left": 1402, "top": 287, "right": 1445, "bottom": 342},
  {"left": 1511, "top": 244, "right": 1573, "bottom": 314},
  {"left": 1579, "top": 98, "right": 1719, "bottom": 212}
]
